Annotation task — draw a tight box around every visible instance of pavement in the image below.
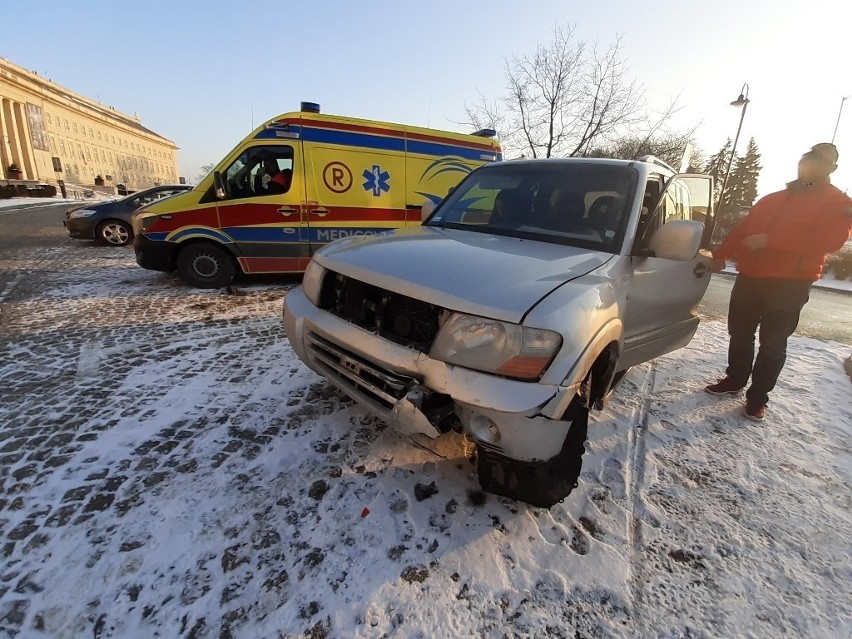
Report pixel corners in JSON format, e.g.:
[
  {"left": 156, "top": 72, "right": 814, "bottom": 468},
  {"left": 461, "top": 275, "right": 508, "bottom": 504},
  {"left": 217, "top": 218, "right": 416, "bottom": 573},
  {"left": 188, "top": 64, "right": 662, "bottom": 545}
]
[{"left": 0, "top": 209, "right": 850, "bottom": 638}]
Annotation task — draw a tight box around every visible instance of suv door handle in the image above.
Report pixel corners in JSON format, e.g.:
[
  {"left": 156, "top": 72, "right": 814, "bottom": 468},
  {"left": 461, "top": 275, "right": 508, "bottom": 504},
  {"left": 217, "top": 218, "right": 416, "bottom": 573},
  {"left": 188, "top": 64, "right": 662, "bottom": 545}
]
[
  {"left": 693, "top": 262, "right": 709, "bottom": 278},
  {"left": 277, "top": 207, "right": 298, "bottom": 216},
  {"left": 310, "top": 207, "right": 330, "bottom": 217}
]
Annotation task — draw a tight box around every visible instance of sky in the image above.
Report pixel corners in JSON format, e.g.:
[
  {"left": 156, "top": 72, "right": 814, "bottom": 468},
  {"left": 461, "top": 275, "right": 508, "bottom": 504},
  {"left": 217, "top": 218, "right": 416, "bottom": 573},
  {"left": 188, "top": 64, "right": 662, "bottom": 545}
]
[{"left": 2, "top": 0, "right": 851, "bottom": 198}]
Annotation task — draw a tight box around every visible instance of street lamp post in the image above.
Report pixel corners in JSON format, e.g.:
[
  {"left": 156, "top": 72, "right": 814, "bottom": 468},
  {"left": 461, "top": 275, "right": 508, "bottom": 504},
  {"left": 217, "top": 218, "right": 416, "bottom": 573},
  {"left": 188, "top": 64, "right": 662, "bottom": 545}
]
[
  {"left": 717, "top": 83, "right": 750, "bottom": 212},
  {"left": 831, "top": 96, "right": 848, "bottom": 145}
]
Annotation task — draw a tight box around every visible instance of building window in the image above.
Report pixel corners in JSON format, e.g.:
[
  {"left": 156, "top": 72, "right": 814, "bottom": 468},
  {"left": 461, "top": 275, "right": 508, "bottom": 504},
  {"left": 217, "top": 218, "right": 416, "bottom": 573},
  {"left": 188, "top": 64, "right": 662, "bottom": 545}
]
[
  {"left": 89, "top": 128, "right": 94, "bottom": 138},
  {"left": 49, "top": 135, "right": 57, "bottom": 153},
  {"left": 45, "top": 113, "right": 52, "bottom": 125},
  {"left": 59, "top": 139, "right": 66, "bottom": 154},
  {"left": 111, "top": 136, "right": 115, "bottom": 144},
  {"left": 64, "top": 119, "right": 69, "bottom": 130},
  {"left": 73, "top": 123, "right": 78, "bottom": 133},
  {"left": 97, "top": 131, "right": 102, "bottom": 141}
]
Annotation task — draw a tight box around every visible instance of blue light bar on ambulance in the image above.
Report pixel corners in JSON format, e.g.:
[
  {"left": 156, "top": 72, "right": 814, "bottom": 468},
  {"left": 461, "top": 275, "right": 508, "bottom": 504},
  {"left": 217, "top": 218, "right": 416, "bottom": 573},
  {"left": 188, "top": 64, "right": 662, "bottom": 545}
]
[{"left": 472, "top": 128, "right": 497, "bottom": 138}]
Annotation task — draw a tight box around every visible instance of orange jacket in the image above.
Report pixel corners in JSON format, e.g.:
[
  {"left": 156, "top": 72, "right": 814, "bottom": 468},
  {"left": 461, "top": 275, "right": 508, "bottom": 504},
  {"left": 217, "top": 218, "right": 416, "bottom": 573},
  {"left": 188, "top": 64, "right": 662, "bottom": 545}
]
[{"left": 714, "top": 180, "right": 852, "bottom": 281}]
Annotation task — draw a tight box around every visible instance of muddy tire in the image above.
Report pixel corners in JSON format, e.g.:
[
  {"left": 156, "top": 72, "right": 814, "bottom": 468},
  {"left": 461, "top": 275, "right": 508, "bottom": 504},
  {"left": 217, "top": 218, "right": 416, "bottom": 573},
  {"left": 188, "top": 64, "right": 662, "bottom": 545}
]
[
  {"left": 476, "top": 398, "right": 589, "bottom": 508},
  {"left": 176, "top": 242, "right": 236, "bottom": 289}
]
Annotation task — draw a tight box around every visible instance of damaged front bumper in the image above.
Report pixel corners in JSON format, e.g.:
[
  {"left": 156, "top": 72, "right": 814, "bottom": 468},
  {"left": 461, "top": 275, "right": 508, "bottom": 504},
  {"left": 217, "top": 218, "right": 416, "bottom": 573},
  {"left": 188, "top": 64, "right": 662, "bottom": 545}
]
[{"left": 283, "top": 287, "right": 580, "bottom": 466}]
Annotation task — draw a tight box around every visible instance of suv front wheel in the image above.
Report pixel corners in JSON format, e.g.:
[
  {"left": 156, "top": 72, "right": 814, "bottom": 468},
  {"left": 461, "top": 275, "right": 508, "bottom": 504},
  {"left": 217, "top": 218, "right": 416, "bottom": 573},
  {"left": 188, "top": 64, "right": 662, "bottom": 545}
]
[{"left": 475, "top": 396, "right": 590, "bottom": 508}]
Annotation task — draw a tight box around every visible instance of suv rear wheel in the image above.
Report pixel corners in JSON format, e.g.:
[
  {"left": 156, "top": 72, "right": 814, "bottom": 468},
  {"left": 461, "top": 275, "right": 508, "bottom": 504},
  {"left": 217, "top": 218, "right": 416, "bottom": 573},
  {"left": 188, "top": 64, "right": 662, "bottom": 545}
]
[{"left": 176, "top": 242, "right": 236, "bottom": 289}]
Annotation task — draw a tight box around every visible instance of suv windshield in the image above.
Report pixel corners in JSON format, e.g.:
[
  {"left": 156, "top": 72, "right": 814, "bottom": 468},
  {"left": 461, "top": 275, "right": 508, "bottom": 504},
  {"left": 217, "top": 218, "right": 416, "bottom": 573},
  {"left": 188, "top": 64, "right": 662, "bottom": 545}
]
[{"left": 426, "top": 162, "right": 637, "bottom": 252}]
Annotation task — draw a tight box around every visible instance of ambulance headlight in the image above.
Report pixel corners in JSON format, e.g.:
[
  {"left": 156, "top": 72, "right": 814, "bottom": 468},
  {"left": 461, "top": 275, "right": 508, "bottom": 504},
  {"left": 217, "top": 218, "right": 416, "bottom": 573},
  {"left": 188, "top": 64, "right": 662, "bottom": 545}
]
[
  {"left": 139, "top": 215, "right": 161, "bottom": 233},
  {"left": 430, "top": 313, "right": 561, "bottom": 381},
  {"left": 302, "top": 260, "right": 326, "bottom": 306}
]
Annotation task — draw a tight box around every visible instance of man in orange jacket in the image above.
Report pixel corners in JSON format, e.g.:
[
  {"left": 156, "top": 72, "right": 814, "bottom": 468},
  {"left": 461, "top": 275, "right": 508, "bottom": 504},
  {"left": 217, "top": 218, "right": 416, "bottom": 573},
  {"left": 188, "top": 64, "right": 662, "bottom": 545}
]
[{"left": 706, "top": 143, "right": 852, "bottom": 420}]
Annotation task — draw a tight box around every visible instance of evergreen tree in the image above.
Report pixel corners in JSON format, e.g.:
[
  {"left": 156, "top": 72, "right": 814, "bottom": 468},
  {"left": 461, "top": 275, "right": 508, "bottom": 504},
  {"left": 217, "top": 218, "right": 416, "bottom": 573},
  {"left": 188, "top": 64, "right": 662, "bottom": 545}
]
[
  {"left": 709, "top": 138, "right": 762, "bottom": 245},
  {"left": 726, "top": 138, "right": 762, "bottom": 207},
  {"left": 705, "top": 138, "right": 732, "bottom": 204}
]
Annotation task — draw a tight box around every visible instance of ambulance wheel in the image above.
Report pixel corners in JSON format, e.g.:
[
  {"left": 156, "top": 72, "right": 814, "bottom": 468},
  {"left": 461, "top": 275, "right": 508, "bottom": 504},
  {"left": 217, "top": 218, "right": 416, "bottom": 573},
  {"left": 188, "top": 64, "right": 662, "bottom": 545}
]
[{"left": 177, "top": 242, "right": 235, "bottom": 289}]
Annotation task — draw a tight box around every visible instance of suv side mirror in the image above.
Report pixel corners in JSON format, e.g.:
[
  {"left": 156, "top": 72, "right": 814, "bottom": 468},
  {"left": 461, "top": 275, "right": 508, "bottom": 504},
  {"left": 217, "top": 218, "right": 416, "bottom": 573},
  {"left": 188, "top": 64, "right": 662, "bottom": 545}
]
[
  {"left": 648, "top": 220, "right": 703, "bottom": 261},
  {"left": 213, "top": 171, "right": 226, "bottom": 200}
]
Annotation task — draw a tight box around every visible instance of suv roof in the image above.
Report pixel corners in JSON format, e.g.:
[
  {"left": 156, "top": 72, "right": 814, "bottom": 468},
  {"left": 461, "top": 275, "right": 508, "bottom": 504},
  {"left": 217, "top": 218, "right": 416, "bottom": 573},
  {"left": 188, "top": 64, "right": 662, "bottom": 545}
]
[{"left": 496, "top": 156, "right": 677, "bottom": 173}]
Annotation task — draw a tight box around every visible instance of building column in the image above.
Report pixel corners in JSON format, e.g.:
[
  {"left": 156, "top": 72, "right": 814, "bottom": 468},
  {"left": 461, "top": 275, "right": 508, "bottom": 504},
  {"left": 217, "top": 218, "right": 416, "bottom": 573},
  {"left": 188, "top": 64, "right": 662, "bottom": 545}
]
[
  {"left": 12, "top": 102, "right": 35, "bottom": 180},
  {"left": 0, "top": 98, "right": 15, "bottom": 179},
  {"left": 2, "top": 98, "right": 25, "bottom": 179}
]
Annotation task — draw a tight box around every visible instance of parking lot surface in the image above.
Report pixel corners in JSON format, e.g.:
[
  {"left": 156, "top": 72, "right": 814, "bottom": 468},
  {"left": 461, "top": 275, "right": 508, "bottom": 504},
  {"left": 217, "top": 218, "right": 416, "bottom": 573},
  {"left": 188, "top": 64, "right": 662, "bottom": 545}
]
[{"left": 1, "top": 220, "right": 850, "bottom": 638}]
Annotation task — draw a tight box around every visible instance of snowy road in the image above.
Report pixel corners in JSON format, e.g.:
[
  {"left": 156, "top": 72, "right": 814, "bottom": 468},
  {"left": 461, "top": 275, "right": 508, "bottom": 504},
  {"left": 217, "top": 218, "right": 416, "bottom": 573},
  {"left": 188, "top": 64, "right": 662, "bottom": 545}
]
[{"left": 0, "top": 236, "right": 850, "bottom": 638}]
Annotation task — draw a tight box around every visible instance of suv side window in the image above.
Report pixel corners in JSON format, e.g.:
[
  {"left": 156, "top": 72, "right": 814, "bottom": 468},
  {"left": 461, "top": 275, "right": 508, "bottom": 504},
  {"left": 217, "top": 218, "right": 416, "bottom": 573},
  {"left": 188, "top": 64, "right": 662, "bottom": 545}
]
[
  {"left": 634, "top": 176, "right": 665, "bottom": 251},
  {"left": 635, "top": 174, "right": 714, "bottom": 254},
  {"left": 223, "top": 145, "right": 294, "bottom": 200}
]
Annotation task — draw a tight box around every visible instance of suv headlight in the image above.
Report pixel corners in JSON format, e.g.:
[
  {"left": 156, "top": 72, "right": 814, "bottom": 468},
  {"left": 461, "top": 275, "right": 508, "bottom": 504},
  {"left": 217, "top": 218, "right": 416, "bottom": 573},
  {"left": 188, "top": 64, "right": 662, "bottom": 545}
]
[
  {"left": 302, "top": 259, "right": 326, "bottom": 306},
  {"left": 69, "top": 209, "right": 97, "bottom": 218},
  {"left": 429, "top": 313, "right": 561, "bottom": 380}
]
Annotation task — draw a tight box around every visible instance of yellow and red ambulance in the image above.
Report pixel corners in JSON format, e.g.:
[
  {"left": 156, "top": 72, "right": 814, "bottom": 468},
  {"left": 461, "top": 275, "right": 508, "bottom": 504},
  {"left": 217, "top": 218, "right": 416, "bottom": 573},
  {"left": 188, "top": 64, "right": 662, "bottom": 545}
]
[{"left": 133, "top": 103, "right": 501, "bottom": 288}]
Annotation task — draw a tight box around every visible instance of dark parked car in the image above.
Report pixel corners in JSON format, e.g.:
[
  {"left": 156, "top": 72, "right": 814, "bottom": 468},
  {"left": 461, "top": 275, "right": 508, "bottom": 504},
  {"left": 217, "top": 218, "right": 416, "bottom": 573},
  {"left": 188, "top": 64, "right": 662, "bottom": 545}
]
[{"left": 63, "top": 185, "right": 192, "bottom": 246}]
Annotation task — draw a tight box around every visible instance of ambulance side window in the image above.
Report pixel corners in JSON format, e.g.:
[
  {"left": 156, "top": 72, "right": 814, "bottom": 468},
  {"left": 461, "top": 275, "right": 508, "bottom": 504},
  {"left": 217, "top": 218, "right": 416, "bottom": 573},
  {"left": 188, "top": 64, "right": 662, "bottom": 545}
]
[{"left": 223, "top": 145, "right": 294, "bottom": 200}]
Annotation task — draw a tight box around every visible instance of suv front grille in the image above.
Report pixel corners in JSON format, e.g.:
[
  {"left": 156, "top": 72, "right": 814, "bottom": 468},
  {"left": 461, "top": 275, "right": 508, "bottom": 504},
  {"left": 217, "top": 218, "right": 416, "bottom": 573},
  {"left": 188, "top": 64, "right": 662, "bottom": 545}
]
[
  {"left": 305, "top": 333, "right": 413, "bottom": 410},
  {"left": 319, "top": 271, "right": 442, "bottom": 350}
]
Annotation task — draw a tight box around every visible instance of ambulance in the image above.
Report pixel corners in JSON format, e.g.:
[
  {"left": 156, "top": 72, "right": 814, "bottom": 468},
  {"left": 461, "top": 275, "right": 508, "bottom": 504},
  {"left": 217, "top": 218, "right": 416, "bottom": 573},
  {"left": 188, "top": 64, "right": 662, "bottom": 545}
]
[{"left": 132, "top": 103, "right": 502, "bottom": 288}]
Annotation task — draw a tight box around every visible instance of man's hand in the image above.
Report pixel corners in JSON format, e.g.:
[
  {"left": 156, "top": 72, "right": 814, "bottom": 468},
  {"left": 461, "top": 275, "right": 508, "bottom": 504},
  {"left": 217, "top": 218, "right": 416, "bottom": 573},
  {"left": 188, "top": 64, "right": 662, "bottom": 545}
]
[
  {"left": 709, "top": 258, "right": 727, "bottom": 273},
  {"left": 741, "top": 234, "right": 769, "bottom": 250}
]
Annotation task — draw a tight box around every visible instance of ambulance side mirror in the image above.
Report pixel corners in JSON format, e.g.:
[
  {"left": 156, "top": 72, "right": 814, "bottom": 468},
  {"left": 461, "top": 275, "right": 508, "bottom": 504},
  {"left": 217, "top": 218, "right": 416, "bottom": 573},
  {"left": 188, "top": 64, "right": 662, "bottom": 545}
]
[
  {"left": 421, "top": 199, "right": 436, "bottom": 221},
  {"left": 213, "top": 171, "right": 226, "bottom": 200}
]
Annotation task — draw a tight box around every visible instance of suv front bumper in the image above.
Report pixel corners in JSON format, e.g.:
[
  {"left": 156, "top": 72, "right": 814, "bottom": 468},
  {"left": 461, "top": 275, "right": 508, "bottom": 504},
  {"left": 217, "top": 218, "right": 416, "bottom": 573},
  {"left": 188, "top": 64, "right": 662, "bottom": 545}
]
[{"left": 283, "top": 286, "right": 580, "bottom": 464}]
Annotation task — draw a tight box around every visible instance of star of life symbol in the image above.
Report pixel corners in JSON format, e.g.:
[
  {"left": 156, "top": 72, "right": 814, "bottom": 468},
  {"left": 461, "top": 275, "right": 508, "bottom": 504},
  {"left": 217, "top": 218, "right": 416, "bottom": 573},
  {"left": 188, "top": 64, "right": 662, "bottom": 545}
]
[{"left": 362, "top": 165, "right": 390, "bottom": 196}]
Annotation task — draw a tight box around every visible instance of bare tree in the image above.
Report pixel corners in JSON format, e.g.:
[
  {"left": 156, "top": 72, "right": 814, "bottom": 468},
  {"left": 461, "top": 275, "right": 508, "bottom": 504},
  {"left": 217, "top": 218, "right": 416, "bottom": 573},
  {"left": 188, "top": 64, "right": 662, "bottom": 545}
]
[
  {"left": 465, "top": 26, "right": 681, "bottom": 160},
  {"left": 586, "top": 98, "right": 702, "bottom": 169},
  {"left": 195, "top": 162, "right": 216, "bottom": 185}
]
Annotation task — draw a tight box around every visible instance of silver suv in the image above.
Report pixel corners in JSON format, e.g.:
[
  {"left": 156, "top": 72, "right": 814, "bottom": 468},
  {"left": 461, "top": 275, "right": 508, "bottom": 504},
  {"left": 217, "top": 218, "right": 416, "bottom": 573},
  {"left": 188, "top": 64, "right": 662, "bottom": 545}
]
[{"left": 284, "top": 157, "right": 714, "bottom": 507}]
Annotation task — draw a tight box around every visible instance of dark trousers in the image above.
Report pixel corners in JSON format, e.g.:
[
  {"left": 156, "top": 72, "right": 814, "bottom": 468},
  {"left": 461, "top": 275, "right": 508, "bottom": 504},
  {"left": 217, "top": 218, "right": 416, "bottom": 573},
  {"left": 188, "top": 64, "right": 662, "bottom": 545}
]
[{"left": 726, "top": 275, "right": 811, "bottom": 405}]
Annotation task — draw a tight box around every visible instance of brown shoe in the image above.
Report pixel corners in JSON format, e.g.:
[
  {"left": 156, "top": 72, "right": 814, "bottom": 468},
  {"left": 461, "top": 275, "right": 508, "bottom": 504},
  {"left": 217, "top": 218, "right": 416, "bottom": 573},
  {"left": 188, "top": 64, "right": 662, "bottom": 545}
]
[
  {"left": 744, "top": 401, "right": 766, "bottom": 421},
  {"left": 705, "top": 377, "right": 746, "bottom": 395}
]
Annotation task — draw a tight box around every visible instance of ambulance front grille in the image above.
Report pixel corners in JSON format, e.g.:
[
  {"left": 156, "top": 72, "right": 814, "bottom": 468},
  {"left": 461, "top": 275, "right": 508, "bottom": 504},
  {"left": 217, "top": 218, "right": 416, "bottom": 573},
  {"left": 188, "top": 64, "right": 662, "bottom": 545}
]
[{"left": 318, "top": 270, "right": 442, "bottom": 350}]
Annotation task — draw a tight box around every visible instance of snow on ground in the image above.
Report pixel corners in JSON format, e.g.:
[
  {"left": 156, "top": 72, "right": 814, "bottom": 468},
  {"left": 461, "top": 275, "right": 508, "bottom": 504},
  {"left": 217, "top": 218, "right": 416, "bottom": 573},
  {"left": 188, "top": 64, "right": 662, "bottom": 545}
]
[
  {"left": 0, "top": 198, "right": 78, "bottom": 211},
  {"left": 0, "top": 187, "right": 117, "bottom": 211},
  {"left": 814, "top": 274, "right": 852, "bottom": 293},
  {"left": 0, "top": 244, "right": 850, "bottom": 638},
  {"left": 721, "top": 264, "right": 852, "bottom": 294}
]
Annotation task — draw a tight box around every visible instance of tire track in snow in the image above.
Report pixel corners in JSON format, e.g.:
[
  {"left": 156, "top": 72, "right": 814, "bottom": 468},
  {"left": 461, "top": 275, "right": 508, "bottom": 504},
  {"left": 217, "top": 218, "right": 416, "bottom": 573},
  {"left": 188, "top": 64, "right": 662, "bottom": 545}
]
[{"left": 625, "top": 360, "right": 656, "bottom": 625}]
